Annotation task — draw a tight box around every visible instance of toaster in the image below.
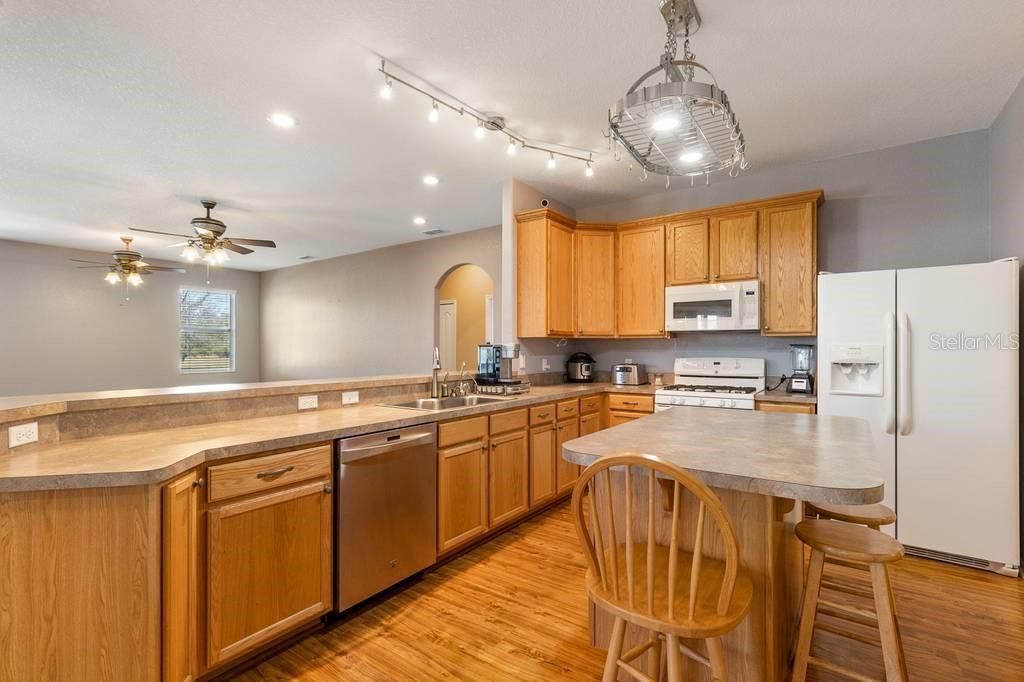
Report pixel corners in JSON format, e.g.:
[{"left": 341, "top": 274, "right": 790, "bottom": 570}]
[{"left": 611, "top": 363, "right": 648, "bottom": 386}]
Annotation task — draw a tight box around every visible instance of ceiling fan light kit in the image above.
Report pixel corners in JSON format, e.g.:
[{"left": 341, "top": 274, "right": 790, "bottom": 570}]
[
  {"left": 608, "top": 0, "right": 748, "bottom": 183},
  {"left": 70, "top": 236, "right": 186, "bottom": 303}
]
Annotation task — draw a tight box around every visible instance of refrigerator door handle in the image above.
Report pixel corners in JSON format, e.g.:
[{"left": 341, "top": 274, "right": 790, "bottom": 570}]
[
  {"left": 897, "top": 313, "right": 912, "bottom": 435},
  {"left": 884, "top": 312, "right": 896, "bottom": 435}
]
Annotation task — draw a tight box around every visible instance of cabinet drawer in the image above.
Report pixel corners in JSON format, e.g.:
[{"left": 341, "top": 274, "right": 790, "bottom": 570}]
[
  {"left": 208, "top": 444, "right": 331, "bottom": 503},
  {"left": 489, "top": 408, "right": 528, "bottom": 435},
  {"left": 438, "top": 415, "right": 488, "bottom": 448},
  {"left": 556, "top": 399, "right": 579, "bottom": 420},
  {"left": 607, "top": 394, "right": 654, "bottom": 413},
  {"left": 529, "top": 403, "right": 556, "bottom": 426},
  {"left": 756, "top": 401, "right": 816, "bottom": 414},
  {"left": 579, "top": 395, "right": 602, "bottom": 415}
]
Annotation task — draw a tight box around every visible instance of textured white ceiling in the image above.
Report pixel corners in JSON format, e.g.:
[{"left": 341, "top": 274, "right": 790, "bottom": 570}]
[{"left": 1, "top": 0, "right": 1022, "bottom": 270}]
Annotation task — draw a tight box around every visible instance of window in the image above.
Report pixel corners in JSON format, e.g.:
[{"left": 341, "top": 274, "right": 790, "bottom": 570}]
[{"left": 179, "top": 288, "right": 235, "bottom": 373}]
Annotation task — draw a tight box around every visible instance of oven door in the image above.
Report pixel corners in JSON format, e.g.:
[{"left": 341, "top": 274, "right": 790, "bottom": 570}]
[{"left": 665, "top": 283, "right": 744, "bottom": 331}]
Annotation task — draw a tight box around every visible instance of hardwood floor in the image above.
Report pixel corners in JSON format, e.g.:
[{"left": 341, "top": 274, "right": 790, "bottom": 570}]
[{"left": 232, "top": 502, "right": 1024, "bottom": 681}]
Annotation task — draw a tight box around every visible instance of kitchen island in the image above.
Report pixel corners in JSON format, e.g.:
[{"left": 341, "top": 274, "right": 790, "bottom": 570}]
[{"left": 562, "top": 406, "right": 883, "bottom": 682}]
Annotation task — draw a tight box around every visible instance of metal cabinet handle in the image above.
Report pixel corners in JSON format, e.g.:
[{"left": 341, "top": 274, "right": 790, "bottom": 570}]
[
  {"left": 491, "top": 441, "right": 498, "bottom": 449},
  {"left": 192, "top": 478, "right": 205, "bottom": 488},
  {"left": 256, "top": 465, "right": 294, "bottom": 480},
  {"left": 623, "top": 401, "right": 639, "bottom": 406},
  {"left": 323, "top": 484, "right": 333, "bottom": 494},
  {"left": 538, "top": 412, "right": 550, "bottom": 418}
]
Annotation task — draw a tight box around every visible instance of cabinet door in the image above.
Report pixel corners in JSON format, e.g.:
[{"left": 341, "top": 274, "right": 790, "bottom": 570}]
[
  {"left": 207, "top": 478, "right": 333, "bottom": 667},
  {"left": 609, "top": 411, "right": 644, "bottom": 427},
  {"left": 579, "top": 411, "right": 601, "bottom": 436},
  {"left": 760, "top": 202, "right": 816, "bottom": 335},
  {"left": 489, "top": 430, "right": 529, "bottom": 527},
  {"left": 438, "top": 440, "right": 489, "bottom": 553},
  {"left": 529, "top": 424, "right": 557, "bottom": 507},
  {"left": 555, "top": 418, "right": 581, "bottom": 495},
  {"left": 711, "top": 210, "right": 758, "bottom": 282},
  {"left": 617, "top": 224, "right": 666, "bottom": 336},
  {"left": 574, "top": 229, "right": 616, "bottom": 336},
  {"left": 547, "top": 220, "right": 575, "bottom": 336},
  {"left": 163, "top": 471, "right": 200, "bottom": 682},
  {"left": 666, "top": 218, "right": 709, "bottom": 285}
]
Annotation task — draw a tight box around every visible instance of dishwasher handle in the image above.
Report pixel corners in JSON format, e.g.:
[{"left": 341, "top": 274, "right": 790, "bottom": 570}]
[{"left": 339, "top": 430, "right": 435, "bottom": 464}]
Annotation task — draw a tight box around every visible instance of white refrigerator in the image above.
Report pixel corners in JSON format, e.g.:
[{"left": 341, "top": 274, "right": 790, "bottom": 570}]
[{"left": 818, "top": 259, "right": 1020, "bottom": 576}]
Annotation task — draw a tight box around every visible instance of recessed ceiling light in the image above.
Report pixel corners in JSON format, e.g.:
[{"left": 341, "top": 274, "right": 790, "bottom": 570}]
[
  {"left": 651, "top": 114, "right": 680, "bottom": 132},
  {"left": 268, "top": 112, "right": 296, "bottom": 129},
  {"left": 422, "top": 175, "right": 440, "bottom": 186},
  {"left": 413, "top": 216, "right": 426, "bottom": 225},
  {"left": 680, "top": 150, "right": 704, "bottom": 163}
]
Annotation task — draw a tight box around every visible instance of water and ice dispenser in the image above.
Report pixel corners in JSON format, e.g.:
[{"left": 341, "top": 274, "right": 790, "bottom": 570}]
[{"left": 827, "top": 344, "right": 883, "bottom": 396}]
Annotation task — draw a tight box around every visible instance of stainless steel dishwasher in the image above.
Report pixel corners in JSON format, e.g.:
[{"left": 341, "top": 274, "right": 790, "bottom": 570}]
[{"left": 336, "top": 424, "right": 437, "bottom": 610}]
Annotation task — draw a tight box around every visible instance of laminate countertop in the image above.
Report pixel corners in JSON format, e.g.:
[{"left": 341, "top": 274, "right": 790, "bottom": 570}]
[
  {"left": 0, "top": 383, "right": 657, "bottom": 492},
  {"left": 562, "top": 407, "right": 882, "bottom": 505}
]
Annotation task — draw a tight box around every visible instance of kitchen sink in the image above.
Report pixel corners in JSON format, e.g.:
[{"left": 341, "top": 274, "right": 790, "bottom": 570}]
[{"left": 385, "top": 395, "right": 510, "bottom": 411}]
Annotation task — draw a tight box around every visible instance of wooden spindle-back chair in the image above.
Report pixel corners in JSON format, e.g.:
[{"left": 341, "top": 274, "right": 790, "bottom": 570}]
[{"left": 571, "top": 453, "right": 754, "bottom": 682}]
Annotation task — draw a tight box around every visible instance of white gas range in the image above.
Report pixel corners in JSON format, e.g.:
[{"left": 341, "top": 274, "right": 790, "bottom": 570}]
[{"left": 654, "top": 357, "right": 766, "bottom": 411}]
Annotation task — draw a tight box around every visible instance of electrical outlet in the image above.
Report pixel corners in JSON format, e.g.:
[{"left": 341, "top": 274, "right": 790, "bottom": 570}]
[
  {"left": 541, "top": 358, "right": 550, "bottom": 371},
  {"left": 8, "top": 422, "right": 38, "bottom": 448},
  {"left": 342, "top": 391, "right": 359, "bottom": 405},
  {"left": 297, "top": 395, "right": 318, "bottom": 410}
]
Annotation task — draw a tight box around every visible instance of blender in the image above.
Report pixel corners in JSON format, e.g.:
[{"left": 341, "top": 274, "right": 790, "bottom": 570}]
[{"left": 787, "top": 344, "right": 816, "bottom": 394}]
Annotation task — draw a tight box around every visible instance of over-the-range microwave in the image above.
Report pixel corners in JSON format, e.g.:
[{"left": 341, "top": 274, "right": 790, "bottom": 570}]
[{"left": 665, "top": 279, "right": 760, "bottom": 332}]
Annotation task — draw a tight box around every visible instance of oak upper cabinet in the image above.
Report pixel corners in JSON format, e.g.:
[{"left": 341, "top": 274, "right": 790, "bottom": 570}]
[
  {"left": 710, "top": 209, "right": 758, "bottom": 282},
  {"left": 574, "top": 225, "right": 616, "bottom": 336},
  {"left": 517, "top": 209, "right": 575, "bottom": 337},
  {"left": 438, "top": 417, "right": 490, "bottom": 553},
  {"left": 163, "top": 470, "right": 201, "bottom": 682},
  {"left": 759, "top": 200, "right": 817, "bottom": 335},
  {"left": 617, "top": 223, "right": 666, "bottom": 337},
  {"left": 487, "top": 410, "right": 530, "bottom": 528},
  {"left": 206, "top": 447, "right": 333, "bottom": 668},
  {"left": 666, "top": 218, "right": 709, "bottom": 285}
]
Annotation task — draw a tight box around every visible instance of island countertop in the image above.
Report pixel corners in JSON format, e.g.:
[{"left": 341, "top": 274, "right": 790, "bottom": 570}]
[{"left": 562, "top": 406, "right": 883, "bottom": 505}]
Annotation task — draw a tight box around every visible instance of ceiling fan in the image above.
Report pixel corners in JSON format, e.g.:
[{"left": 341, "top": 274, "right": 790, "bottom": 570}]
[
  {"left": 130, "top": 199, "right": 277, "bottom": 265},
  {"left": 71, "top": 236, "right": 185, "bottom": 300}
]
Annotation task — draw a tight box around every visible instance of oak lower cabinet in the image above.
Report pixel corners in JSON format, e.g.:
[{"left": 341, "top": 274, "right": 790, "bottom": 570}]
[
  {"left": 529, "top": 405, "right": 558, "bottom": 507},
  {"left": 759, "top": 200, "right": 817, "bottom": 335},
  {"left": 606, "top": 393, "right": 655, "bottom": 428},
  {"left": 488, "top": 409, "right": 530, "bottom": 528},
  {"left": 163, "top": 470, "right": 201, "bottom": 682},
  {"left": 205, "top": 451, "right": 333, "bottom": 669},
  {"left": 617, "top": 223, "right": 666, "bottom": 337},
  {"left": 579, "top": 410, "right": 601, "bottom": 436},
  {"left": 437, "top": 436, "right": 489, "bottom": 554},
  {"left": 555, "top": 416, "right": 581, "bottom": 494},
  {"left": 756, "top": 400, "right": 816, "bottom": 414}
]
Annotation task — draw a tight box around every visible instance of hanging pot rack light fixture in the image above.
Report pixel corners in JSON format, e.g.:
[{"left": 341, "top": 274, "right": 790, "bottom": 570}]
[{"left": 608, "top": 0, "right": 748, "bottom": 184}]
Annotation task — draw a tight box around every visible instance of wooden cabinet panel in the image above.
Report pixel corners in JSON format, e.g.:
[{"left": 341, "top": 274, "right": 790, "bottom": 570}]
[
  {"left": 607, "top": 394, "right": 655, "bottom": 413},
  {"left": 666, "top": 218, "right": 709, "bottom": 285},
  {"left": 574, "top": 229, "right": 616, "bottom": 336},
  {"left": 517, "top": 213, "right": 549, "bottom": 338},
  {"left": 438, "top": 439, "right": 489, "bottom": 553},
  {"left": 555, "top": 418, "right": 581, "bottom": 495},
  {"left": 756, "top": 401, "right": 816, "bottom": 414},
  {"left": 529, "top": 424, "right": 557, "bottom": 507},
  {"left": 207, "top": 444, "right": 331, "bottom": 503},
  {"left": 164, "top": 471, "right": 200, "bottom": 682},
  {"left": 617, "top": 224, "right": 666, "bottom": 337},
  {"left": 489, "top": 429, "right": 529, "bottom": 527},
  {"left": 760, "top": 201, "right": 817, "bottom": 335},
  {"left": 711, "top": 210, "right": 758, "bottom": 282},
  {"left": 529, "top": 403, "right": 556, "bottom": 426},
  {"left": 556, "top": 398, "right": 580, "bottom": 420},
  {"left": 547, "top": 220, "right": 575, "bottom": 336},
  {"left": 207, "top": 477, "right": 333, "bottom": 668},
  {"left": 439, "top": 415, "right": 488, "bottom": 448},
  {"left": 580, "top": 411, "right": 601, "bottom": 436},
  {"left": 609, "top": 411, "right": 644, "bottom": 427},
  {"left": 489, "top": 408, "right": 527, "bottom": 436},
  {"left": 580, "top": 395, "right": 602, "bottom": 415}
]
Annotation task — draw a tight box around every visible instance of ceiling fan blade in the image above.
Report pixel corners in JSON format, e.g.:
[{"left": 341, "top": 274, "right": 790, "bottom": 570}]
[
  {"left": 136, "top": 261, "right": 150, "bottom": 268},
  {"left": 141, "top": 265, "right": 187, "bottom": 273},
  {"left": 220, "top": 242, "right": 254, "bottom": 255},
  {"left": 75, "top": 265, "right": 110, "bottom": 269},
  {"left": 166, "top": 242, "right": 188, "bottom": 248},
  {"left": 70, "top": 258, "right": 112, "bottom": 265},
  {"left": 227, "top": 238, "right": 277, "bottom": 248},
  {"left": 130, "top": 227, "right": 194, "bottom": 239}
]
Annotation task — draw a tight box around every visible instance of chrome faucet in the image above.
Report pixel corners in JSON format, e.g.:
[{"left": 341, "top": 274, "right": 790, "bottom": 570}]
[{"left": 431, "top": 347, "right": 442, "bottom": 399}]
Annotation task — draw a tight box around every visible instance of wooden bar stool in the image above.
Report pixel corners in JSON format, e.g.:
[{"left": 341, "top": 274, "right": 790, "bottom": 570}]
[
  {"left": 792, "top": 519, "right": 909, "bottom": 682},
  {"left": 571, "top": 453, "right": 753, "bottom": 682},
  {"left": 805, "top": 501, "right": 897, "bottom": 530}
]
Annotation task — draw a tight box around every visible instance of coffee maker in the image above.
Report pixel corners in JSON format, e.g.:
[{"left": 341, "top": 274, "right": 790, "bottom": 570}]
[
  {"left": 787, "top": 344, "right": 816, "bottom": 394},
  {"left": 476, "top": 343, "right": 530, "bottom": 394}
]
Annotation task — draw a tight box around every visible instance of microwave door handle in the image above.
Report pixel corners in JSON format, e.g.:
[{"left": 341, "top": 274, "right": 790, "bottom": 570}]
[{"left": 883, "top": 312, "right": 896, "bottom": 435}]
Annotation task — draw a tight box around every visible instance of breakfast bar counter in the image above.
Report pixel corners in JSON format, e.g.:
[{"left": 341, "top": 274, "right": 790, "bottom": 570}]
[{"left": 561, "top": 407, "right": 883, "bottom": 681}]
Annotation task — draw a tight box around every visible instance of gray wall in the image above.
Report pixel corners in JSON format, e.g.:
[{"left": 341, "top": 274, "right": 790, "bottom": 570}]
[
  {"left": 0, "top": 239, "right": 261, "bottom": 396},
  {"left": 260, "top": 226, "right": 501, "bottom": 380},
  {"left": 990, "top": 75, "right": 1024, "bottom": 260},
  {"left": 575, "top": 130, "right": 992, "bottom": 377}
]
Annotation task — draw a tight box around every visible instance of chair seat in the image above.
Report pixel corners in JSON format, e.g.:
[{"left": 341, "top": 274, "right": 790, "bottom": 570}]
[
  {"left": 805, "top": 501, "right": 896, "bottom": 527},
  {"left": 796, "top": 519, "right": 905, "bottom": 564},
  {"left": 585, "top": 543, "right": 754, "bottom": 639}
]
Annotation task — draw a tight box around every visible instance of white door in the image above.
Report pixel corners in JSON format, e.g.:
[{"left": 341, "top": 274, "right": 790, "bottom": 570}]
[
  {"left": 438, "top": 300, "right": 457, "bottom": 370},
  {"left": 817, "top": 270, "right": 898, "bottom": 529},
  {"left": 896, "top": 260, "right": 1020, "bottom": 567},
  {"left": 484, "top": 294, "right": 494, "bottom": 344}
]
